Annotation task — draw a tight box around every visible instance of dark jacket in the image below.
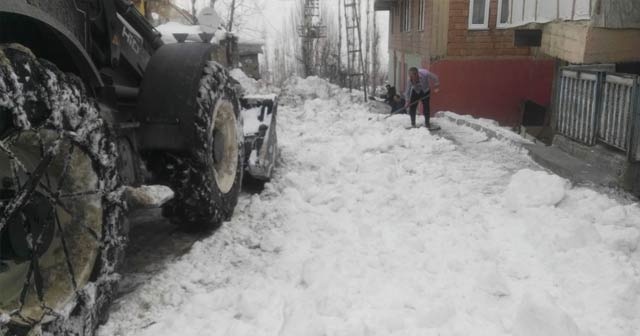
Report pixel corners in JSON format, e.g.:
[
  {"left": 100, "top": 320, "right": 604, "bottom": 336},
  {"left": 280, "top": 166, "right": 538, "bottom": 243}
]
[
  {"left": 384, "top": 86, "right": 397, "bottom": 103},
  {"left": 390, "top": 97, "right": 406, "bottom": 113}
]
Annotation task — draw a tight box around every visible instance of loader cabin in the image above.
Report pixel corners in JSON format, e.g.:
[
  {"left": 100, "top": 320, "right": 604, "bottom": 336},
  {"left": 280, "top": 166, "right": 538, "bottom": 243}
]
[
  {"left": 238, "top": 42, "right": 263, "bottom": 80},
  {"left": 133, "top": 0, "right": 265, "bottom": 81}
]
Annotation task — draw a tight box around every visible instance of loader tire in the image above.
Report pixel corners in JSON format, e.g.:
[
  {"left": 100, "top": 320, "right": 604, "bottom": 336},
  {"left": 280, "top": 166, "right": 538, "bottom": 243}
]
[
  {"left": 0, "top": 45, "right": 125, "bottom": 335},
  {"left": 159, "top": 62, "right": 244, "bottom": 231}
]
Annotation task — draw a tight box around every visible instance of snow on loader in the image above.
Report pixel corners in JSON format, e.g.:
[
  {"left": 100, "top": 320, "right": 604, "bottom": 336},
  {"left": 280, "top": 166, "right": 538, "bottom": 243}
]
[{"left": 0, "top": 0, "right": 277, "bottom": 334}]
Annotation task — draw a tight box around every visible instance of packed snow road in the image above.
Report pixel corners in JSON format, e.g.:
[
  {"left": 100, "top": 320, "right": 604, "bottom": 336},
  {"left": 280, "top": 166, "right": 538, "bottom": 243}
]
[{"left": 99, "top": 77, "right": 640, "bottom": 336}]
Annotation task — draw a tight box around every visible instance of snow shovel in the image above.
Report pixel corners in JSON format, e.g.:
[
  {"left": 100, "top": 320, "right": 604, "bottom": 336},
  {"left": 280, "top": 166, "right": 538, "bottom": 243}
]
[
  {"left": 368, "top": 99, "right": 392, "bottom": 114},
  {"left": 385, "top": 98, "right": 441, "bottom": 131},
  {"left": 383, "top": 99, "right": 421, "bottom": 119}
]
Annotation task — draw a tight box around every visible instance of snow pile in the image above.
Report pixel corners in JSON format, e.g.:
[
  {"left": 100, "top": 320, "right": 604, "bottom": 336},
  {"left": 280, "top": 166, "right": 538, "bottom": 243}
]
[
  {"left": 125, "top": 185, "right": 174, "bottom": 209},
  {"left": 504, "top": 169, "right": 568, "bottom": 210},
  {"left": 99, "top": 76, "right": 640, "bottom": 336},
  {"left": 229, "top": 68, "right": 277, "bottom": 96},
  {"left": 278, "top": 76, "right": 363, "bottom": 106},
  {"left": 229, "top": 68, "right": 258, "bottom": 94}
]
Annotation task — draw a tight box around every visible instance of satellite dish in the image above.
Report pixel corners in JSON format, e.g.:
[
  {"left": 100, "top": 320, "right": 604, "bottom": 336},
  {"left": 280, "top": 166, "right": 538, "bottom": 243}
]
[{"left": 197, "top": 7, "right": 222, "bottom": 33}]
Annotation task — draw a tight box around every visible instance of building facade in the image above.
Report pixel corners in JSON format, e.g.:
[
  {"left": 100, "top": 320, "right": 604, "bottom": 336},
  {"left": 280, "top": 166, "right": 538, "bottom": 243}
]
[
  {"left": 376, "top": 0, "right": 556, "bottom": 126},
  {"left": 377, "top": 0, "right": 640, "bottom": 193},
  {"left": 498, "top": 0, "right": 640, "bottom": 65},
  {"left": 376, "top": 0, "right": 640, "bottom": 126}
]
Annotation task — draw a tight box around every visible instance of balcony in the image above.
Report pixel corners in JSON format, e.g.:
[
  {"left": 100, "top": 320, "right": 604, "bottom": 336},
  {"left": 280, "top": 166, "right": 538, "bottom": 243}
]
[
  {"left": 541, "top": 21, "right": 640, "bottom": 64},
  {"left": 502, "top": 0, "right": 640, "bottom": 64}
]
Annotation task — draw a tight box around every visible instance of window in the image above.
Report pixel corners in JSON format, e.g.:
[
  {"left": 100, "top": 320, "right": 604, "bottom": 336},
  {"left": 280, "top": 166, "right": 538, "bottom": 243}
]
[
  {"left": 497, "top": 0, "right": 511, "bottom": 27},
  {"left": 468, "top": 0, "right": 490, "bottom": 30},
  {"left": 418, "top": 0, "right": 426, "bottom": 31},
  {"left": 400, "top": 0, "right": 411, "bottom": 32}
]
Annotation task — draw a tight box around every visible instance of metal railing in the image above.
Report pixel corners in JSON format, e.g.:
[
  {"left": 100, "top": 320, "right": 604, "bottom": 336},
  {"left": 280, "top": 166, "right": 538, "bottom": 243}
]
[
  {"left": 599, "top": 74, "right": 637, "bottom": 151},
  {"left": 556, "top": 69, "right": 601, "bottom": 145},
  {"left": 555, "top": 67, "right": 640, "bottom": 161},
  {"left": 632, "top": 77, "right": 640, "bottom": 161}
]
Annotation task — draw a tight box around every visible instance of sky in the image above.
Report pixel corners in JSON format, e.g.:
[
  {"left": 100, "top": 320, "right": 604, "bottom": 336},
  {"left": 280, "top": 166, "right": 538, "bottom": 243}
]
[
  {"left": 172, "top": 0, "right": 297, "bottom": 40},
  {"left": 172, "top": 0, "right": 389, "bottom": 77},
  {"left": 98, "top": 73, "right": 640, "bottom": 336}
]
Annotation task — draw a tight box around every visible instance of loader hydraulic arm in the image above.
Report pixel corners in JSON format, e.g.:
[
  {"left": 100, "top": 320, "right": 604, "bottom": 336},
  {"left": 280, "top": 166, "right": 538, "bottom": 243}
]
[
  {"left": 86, "top": 0, "right": 161, "bottom": 78},
  {"left": 91, "top": 0, "right": 163, "bottom": 78},
  {"left": 114, "top": 0, "right": 162, "bottom": 51}
]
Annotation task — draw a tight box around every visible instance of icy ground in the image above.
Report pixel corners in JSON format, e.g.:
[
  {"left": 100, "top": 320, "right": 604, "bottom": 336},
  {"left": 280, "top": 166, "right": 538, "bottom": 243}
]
[{"left": 99, "top": 77, "right": 640, "bottom": 336}]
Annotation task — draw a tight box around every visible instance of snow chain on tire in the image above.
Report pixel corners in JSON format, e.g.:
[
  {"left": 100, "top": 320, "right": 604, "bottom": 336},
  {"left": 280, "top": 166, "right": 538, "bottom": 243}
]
[
  {"left": 0, "top": 45, "right": 126, "bottom": 335},
  {"left": 153, "top": 62, "right": 244, "bottom": 231}
]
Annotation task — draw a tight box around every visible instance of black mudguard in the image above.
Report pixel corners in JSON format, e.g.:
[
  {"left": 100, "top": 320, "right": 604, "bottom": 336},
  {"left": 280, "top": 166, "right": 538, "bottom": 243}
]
[
  {"left": 136, "top": 42, "right": 229, "bottom": 152},
  {"left": 0, "top": 0, "right": 103, "bottom": 88}
]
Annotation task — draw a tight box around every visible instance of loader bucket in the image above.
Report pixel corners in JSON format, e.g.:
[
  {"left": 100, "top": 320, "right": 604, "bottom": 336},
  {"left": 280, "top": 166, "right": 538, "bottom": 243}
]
[{"left": 240, "top": 94, "right": 279, "bottom": 181}]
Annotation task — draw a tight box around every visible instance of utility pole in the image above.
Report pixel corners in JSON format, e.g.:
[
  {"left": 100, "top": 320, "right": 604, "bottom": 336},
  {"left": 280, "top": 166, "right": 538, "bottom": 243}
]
[
  {"left": 297, "top": 0, "right": 326, "bottom": 77},
  {"left": 365, "top": 0, "right": 371, "bottom": 93},
  {"left": 227, "top": 0, "right": 236, "bottom": 31},
  {"left": 343, "top": 0, "right": 367, "bottom": 101},
  {"left": 371, "top": 3, "right": 379, "bottom": 96},
  {"left": 338, "top": 0, "right": 343, "bottom": 86}
]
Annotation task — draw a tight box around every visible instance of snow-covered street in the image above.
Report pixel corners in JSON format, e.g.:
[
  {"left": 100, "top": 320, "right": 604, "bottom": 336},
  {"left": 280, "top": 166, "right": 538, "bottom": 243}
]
[{"left": 98, "top": 77, "right": 640, "bottom": 336}]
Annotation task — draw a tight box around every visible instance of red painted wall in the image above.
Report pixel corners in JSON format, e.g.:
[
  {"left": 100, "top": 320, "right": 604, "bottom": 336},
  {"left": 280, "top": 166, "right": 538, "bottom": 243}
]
[{"left": 430, "top": 59, "right": 555, "bottom": 126}]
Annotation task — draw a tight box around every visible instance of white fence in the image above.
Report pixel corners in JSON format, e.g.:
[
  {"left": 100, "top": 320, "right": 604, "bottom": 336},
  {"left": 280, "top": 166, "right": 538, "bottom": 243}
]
[
  {"left": 555, "top": 67, "right": 640, "bottom": 160},
  {"left": 599, "top": 74, "right": 638, "bottom": 151},
  {"left": 556, "top": 69, "right": 600, "bottom": 145}
]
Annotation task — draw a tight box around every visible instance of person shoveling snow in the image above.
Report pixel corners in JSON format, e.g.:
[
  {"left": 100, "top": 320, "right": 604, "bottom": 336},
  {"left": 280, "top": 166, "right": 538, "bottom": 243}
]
[{"left": 404, "top": 66, "right": 441, "bottom": 130}]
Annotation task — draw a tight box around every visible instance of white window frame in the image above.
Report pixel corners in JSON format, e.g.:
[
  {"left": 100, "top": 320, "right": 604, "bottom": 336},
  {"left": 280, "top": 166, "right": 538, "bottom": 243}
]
[
  {"left": 468, "top": 0, "right": 490, "bottom": 30},
  {"left": 418, "top": 0, "right": 426, "bottom": 31},
  {"left": 496, "top": 0, "right": 512, "bottom": 28}
]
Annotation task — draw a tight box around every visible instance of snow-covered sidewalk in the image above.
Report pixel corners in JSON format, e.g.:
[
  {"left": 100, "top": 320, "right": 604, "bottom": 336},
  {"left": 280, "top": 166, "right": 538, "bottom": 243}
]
[{"left": 99, "top": 77, "right": 640, "bottom": 336}]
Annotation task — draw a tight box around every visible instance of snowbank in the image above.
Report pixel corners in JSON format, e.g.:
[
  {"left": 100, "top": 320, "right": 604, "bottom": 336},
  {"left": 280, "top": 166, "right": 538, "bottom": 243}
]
[
  {"left": 279, "top": 76, "right": 364, "bottom": 106},
  {"left": 504, "top": 169, "right": 568, "bottom": 210},
  {"left": 229, "top": 68, "right": 277, "bottom": 96},
  {"left": 99, "top": 75, "right": 640, "bottom": 336}
]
